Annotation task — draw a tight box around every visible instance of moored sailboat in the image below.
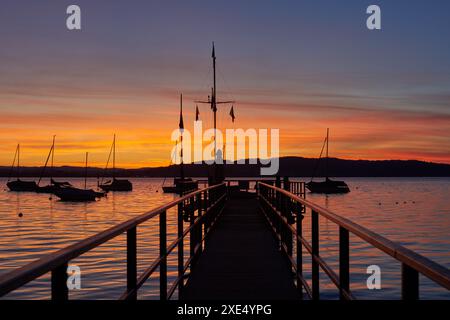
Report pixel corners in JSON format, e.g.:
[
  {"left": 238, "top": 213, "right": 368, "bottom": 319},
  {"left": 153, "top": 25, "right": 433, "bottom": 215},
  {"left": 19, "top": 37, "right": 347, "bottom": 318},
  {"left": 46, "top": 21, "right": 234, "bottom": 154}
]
[
  {"left": 306, "top": 129, "right": 350, "bottom": 194},
  {"left": 54, "top": 152, "right": 105, "bottom": 201},
  {"left": 162, "top": 94, "right": 198, "bottom": 194},
  {"left": 35, "top": 136, "right": 72, "bottom": 194},
  {"left": 6, "top": 144, "right": 38, "bottom": 192},
  {"left": 98, "top": 135, "right": 133, "bottom": 192}
]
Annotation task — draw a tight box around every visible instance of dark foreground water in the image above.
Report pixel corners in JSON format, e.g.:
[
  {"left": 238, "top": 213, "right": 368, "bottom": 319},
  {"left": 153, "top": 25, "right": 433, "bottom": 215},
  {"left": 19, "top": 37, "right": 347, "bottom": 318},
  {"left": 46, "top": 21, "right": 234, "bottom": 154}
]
[{"left": 0, "top": 177, "right": 448, "bottom": 299}]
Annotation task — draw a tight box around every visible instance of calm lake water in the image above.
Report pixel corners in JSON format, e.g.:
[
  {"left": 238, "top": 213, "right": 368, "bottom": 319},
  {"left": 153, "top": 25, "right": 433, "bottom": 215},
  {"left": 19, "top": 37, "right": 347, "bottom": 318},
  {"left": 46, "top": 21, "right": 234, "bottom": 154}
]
[{"left": 0, "top": 177, "right": 449, "bottom": 300}]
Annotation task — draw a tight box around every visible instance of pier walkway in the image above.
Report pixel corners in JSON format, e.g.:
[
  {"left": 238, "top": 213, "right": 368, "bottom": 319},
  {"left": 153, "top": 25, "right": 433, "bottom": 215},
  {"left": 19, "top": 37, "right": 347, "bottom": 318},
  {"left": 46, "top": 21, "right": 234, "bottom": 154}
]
[{"left": 182, "top": 196, "right": 301, "bottom": 300}]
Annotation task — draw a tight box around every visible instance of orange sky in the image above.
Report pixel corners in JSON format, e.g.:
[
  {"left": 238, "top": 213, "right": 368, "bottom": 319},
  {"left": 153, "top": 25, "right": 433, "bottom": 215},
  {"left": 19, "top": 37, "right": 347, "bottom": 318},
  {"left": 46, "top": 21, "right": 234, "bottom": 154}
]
[{"left": 1, "top": 94, "right": 449, "bottom": 168}]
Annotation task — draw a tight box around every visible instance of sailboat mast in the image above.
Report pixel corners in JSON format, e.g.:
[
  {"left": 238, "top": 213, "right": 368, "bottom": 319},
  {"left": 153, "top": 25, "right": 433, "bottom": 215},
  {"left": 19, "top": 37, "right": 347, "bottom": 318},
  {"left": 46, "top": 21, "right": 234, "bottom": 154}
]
[
  {"left": 51, "top": 135, "right": 55, "bottom": 181},
  {"left": 180, "top": 94, "right": 185, "bottom": 180},
  {"left": 212, "top": 42, "right": 217, "bottom": 159},
  {"left": 85, "top": 152, "right": 88, "bottom": 189},
  {"left": 326, "top": 128, "right": 329, "bottom": 180},
  {"left": 113, "top": 134, "right": 116, "bottom": 180},
  {"left": 17, "top": 144, "right": 20, "bottom": 179}
]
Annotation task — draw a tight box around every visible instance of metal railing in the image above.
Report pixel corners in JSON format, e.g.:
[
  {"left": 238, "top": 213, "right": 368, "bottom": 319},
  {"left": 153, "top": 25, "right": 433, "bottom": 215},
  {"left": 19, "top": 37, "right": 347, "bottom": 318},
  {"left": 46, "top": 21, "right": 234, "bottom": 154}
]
[
  {"left": 0, "top": 183, "right": 227, "bottom": 300},
  {"left": 257, "top": 182, "right": 450, "bottom": 300}
]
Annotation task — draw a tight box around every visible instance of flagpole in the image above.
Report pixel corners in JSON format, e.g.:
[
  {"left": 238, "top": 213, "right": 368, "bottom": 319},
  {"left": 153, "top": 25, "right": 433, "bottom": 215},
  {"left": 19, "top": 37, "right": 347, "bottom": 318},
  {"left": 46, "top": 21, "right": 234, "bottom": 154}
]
[
  {"left": 194, "top": 43, "right": 235, "bottom": 185},
  {"left": 180, "top": 93, "right": 184, "bottom": 181},
  {"left": 212, "top": 43, "right": 217, "bottom": 174}
]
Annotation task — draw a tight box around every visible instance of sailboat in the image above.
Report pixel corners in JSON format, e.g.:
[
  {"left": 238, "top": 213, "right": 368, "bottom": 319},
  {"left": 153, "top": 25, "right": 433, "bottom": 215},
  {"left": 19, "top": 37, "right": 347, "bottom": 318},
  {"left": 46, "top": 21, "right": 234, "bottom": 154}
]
[
  {"left": 35, "top": 136, "right": 72, "bottom": 193},
  {"left": 6, "top": 144, "right": 38, "bottom": 192},
  {"left": 98, "top": 135, "right": 133, "bottom": 192},
  {"left": 306, "top": 129, "right": 350, "bottom": 194},
  {"left": 162, "top": 94, "right": 198, "bottom": 194},
  {"left": 54, "top": 152, "right": 105, "bottom": 201}
]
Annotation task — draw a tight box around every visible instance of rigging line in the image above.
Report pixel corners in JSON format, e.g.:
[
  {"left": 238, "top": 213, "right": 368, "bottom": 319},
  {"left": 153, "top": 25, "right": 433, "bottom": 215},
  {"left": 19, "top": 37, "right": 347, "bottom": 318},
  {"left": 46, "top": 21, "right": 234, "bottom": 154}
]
[
  {"left": 161, "top": 140, "right": 179, "bottom": 188},
  {"left": 217, "top": 64, "right": 238, "bottom": 104},
  {"left": 51, "top": 135, "right": 55, "bottom": 181},
  {"left": 198, "top": 63, "right": 213, "bottom": 97},
  {"left": 37, "top": 144, "right": 54, "bottom": 186},
  {"left": 101, "top": 139, "right": 114, "bottom": 185},
  {"left": 7, "top": 144, "right": 18, "bottom": 182},
  {"left": 17, "top": 144, "right": 20, "bottom": 179},
  {"left": 310, "top": 136, "right": 327, "bottom": 182}
]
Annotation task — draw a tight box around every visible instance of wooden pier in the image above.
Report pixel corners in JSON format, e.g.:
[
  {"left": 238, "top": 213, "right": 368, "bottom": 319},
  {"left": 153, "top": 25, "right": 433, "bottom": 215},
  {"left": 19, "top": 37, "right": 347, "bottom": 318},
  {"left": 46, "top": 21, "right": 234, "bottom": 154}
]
[
  {"left": 182, "top": 195, "right": 301, "bottom": 300},
  {"left": 0, "top": 180, "right": 449, "bottom": 300}
]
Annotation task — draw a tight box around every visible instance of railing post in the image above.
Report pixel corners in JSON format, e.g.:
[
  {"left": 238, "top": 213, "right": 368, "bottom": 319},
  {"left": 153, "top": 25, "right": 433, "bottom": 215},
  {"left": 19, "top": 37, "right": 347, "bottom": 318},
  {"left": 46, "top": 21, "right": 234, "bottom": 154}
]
[
  {"left": 196, "top": 192, "right": 203, "bottom": 255},
  {"left": 339, "top": 227, "right": 349, "bottom": 300},
  {"left": 51, "top": 263, "right": 68, "bottom": 301},
  {"left": 296, "top": 204, "right": 303, "bottom": 298},
  {"left": 285, "top": 196, "right": 293, "bottom": 257},
  {"left": 126, "top": 226, "right": 137, "bottom": 300},
  {"left": 402, "top": 264, "right": 419, "bottom": 300},
  {"left": 311, "top": 210, "right": 319, "bottom": 300},
  {"left": 160, "top": 210, "right": 167, "bottom": 300},
  {"left": 190, "top": 203, "right": 195, "bottom": 254},
  {"left": 177, "top": 202, "right": 184, "bottom": 297},
  {"left": 203, "top": 191, "right": 209, "bottom": 234}
]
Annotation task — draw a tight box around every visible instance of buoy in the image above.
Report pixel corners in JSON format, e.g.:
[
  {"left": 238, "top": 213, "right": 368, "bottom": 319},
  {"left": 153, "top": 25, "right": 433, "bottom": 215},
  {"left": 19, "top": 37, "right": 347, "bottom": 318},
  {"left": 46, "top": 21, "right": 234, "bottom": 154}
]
[
  {"left": 378, "top": 202, "right": 381, "bottom": 205},
  {"left": 18, "top": 213, "right": 23, "bottom": 217},
  {"left": 395, "top": 202, "right": 399, "bottom": 204}
]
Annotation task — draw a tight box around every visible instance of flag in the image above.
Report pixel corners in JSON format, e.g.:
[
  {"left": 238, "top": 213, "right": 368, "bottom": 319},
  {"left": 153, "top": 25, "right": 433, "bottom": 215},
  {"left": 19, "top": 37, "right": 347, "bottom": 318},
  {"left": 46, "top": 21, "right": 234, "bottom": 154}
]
[
  {"left": 229, "top": 105, "right": 235, "bottom": 123},
  {"left": 196, "top": 105, "right": 200, "bottom": 121},
  {"left": 212, "top": 42, "right": 215, "bottom": 59},
  {"left": 179, "top": 94, "right": 184, "bottom": 130}
]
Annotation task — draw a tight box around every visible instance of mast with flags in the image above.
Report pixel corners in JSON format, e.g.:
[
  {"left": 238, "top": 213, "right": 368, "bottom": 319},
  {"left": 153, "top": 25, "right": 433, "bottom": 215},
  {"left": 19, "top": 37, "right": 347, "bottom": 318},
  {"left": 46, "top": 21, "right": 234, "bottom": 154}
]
[{"left": 195, "top": 42, "right": 235, "bottom": 184}]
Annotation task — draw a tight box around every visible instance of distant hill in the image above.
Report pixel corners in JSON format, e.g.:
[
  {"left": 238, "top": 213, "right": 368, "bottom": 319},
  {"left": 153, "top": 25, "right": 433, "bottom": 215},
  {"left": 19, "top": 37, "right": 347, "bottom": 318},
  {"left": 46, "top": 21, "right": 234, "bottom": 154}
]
[{"left": 0, "top": 157, "right": 449, "bottom": 177}]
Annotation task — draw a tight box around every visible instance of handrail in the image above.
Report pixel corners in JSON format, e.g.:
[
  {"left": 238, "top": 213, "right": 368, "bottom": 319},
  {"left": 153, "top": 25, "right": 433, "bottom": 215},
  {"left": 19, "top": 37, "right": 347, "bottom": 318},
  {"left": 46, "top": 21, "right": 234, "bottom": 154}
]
[
  {"left": 257, "top": 182, "right": 450, "bottom": 300},
  {"left": 0, "top": 183, "right": 227, "bottom": 299}
]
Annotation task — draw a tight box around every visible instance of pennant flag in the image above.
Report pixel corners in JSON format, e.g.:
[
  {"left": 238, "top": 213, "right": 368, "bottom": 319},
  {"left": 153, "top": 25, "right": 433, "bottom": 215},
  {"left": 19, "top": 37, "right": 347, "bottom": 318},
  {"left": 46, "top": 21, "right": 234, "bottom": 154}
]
[
  {"left": 229, "top": 105, "right": 235, "bottom": 123},
  {"left": 179, "top": 94, "right": 184, "bottom": 130},
  {"left": 196, "top": 105, "right": 200, "bottom": 121}
]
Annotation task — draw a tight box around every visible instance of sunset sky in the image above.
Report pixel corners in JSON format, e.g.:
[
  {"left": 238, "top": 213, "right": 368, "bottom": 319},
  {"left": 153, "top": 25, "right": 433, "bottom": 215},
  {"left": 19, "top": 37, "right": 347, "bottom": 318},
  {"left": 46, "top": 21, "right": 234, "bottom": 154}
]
[{"left": 1, "top": 0, "right": 449, "bottom": 167}]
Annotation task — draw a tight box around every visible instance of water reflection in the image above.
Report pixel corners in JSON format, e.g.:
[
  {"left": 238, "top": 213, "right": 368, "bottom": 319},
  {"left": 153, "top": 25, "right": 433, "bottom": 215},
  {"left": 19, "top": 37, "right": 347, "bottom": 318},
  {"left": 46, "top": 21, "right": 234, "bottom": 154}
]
[{"left": 0, "top": 177, "right": 448, "bottom": 299}]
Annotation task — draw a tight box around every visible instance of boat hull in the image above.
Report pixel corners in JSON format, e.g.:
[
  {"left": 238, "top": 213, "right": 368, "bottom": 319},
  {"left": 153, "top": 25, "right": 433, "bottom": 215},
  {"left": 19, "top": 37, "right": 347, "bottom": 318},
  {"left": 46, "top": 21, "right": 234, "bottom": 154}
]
[
  {"left": 306, "top": 180, "right": 350, "bottom": 194},
  {"left": 7, "top": 180, "right": 38, "bottom": 192},
  {"left": 54, "top": 188, "right": 100, "bottom": 202},
  {"left": 162, "top": 179, "right": 198, "bottom": 194},
  {"left": 99, "top": 179, "right": 133, "bottom": 192}
]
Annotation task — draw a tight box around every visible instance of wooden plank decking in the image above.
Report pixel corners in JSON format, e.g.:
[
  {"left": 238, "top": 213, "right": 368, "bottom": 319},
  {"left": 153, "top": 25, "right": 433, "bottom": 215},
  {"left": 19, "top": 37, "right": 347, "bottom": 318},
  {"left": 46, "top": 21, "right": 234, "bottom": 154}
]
[{"left": 182, "top": 195, "right": 301, "bottom": 300}]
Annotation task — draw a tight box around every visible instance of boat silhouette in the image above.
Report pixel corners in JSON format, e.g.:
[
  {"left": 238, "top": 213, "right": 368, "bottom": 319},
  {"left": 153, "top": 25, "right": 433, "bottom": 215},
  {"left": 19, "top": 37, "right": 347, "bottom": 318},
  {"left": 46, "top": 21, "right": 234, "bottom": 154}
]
[
  {"left": 35, "top": 179, "right": 72, "bottom": 193},
  {"left": 162, "top": 94, "right": 198, "bottom": 194},
  {"left": 54, "top": 152, "right": 105, "bottom": 201},
  {"left": 306, "top": 129, "right": 350, "bottom": 194},
  {"left": 54, "top": 187, "right": 103, "bottom": 202},
  {"left": 162, "top": 177, "right": 198, "bottom": 194},
  {"left": 6, "top": 144, "right": 38, "bottom": 192},
  {"left": 35, "top": 136, "right": 72, "bottom": 193},
  {"left": 98, "top": 135, "right": 133, "bottom": 192}
]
